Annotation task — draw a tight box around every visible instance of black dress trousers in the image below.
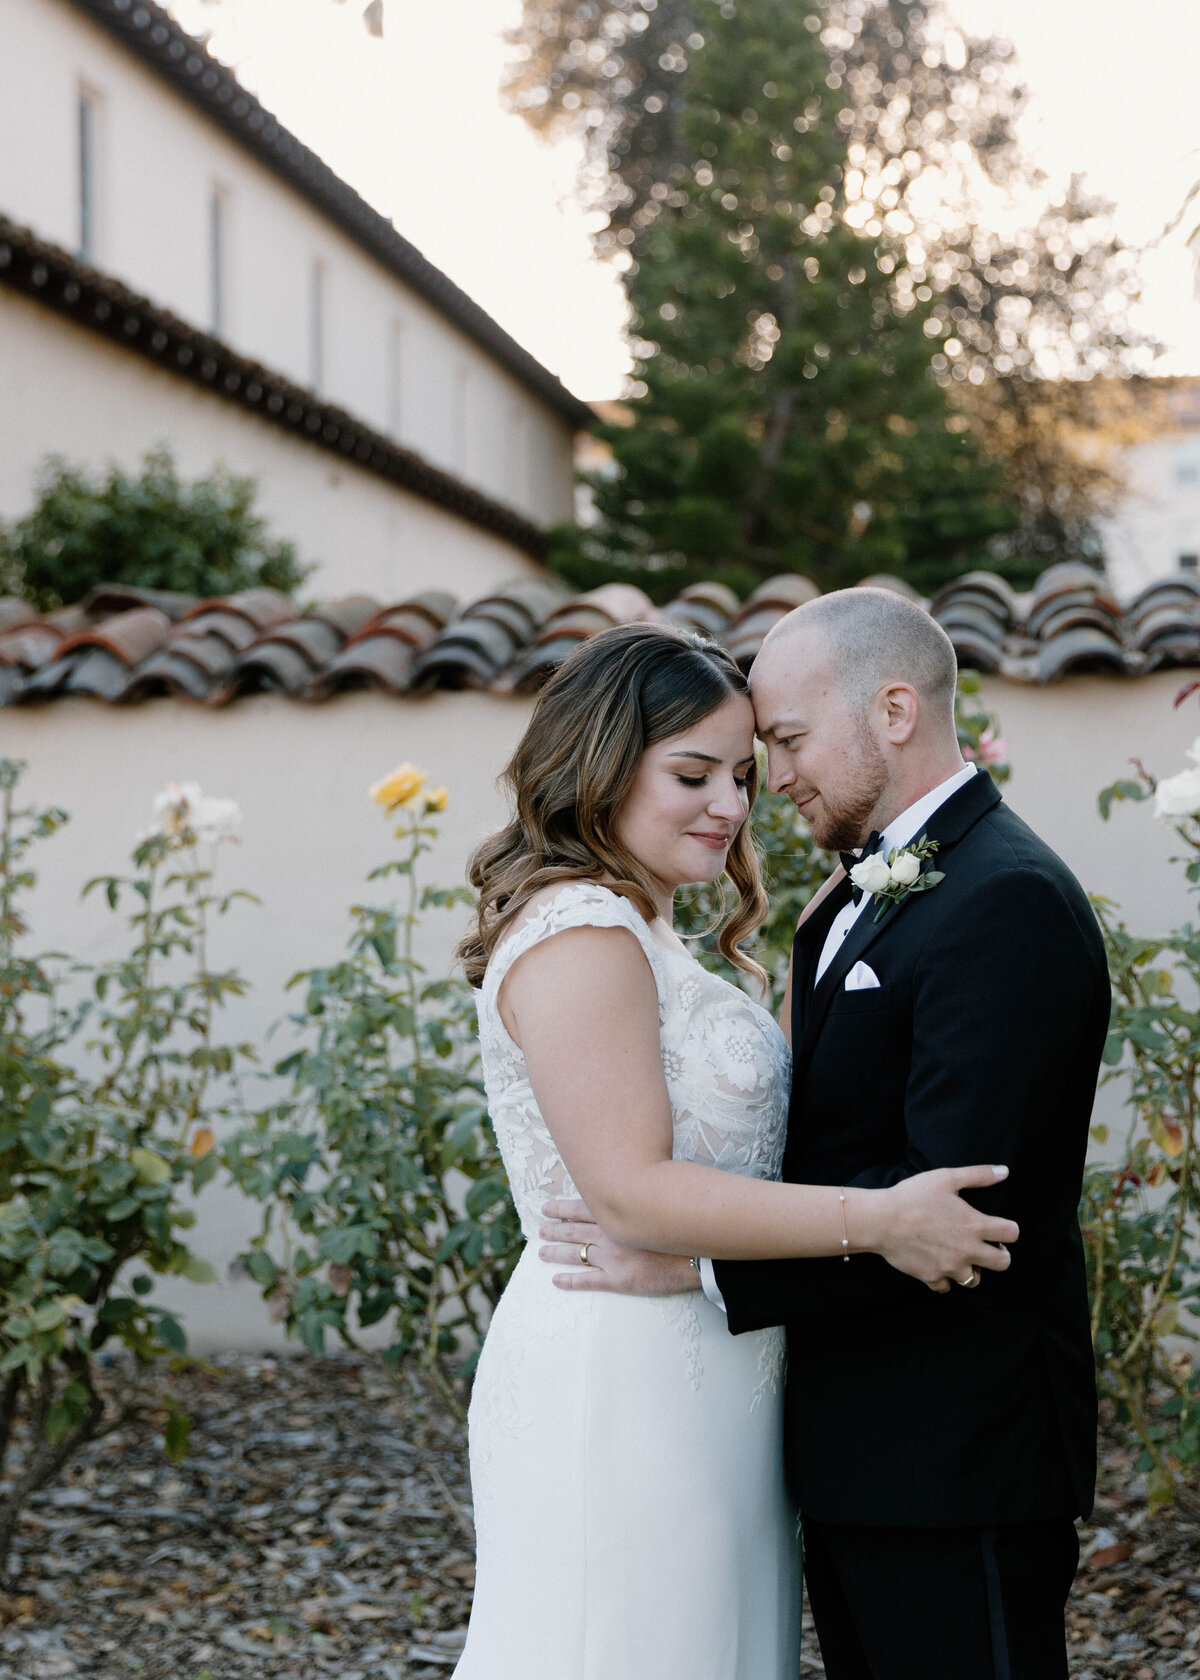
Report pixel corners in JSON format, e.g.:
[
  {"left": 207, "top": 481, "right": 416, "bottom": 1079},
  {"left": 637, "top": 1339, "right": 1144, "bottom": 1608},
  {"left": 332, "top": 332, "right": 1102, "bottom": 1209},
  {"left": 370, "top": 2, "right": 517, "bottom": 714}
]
[{"left": 801, "top": 1515, "right": 1081, "bottom": 1680}]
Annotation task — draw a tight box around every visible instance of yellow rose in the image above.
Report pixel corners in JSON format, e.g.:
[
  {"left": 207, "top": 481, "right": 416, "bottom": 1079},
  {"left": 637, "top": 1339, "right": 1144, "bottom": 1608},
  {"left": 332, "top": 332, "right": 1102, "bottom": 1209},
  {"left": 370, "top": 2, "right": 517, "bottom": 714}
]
[
  {"left": 424, "top": 786, "right": 449, "bottom": 813},
  {"left": 369, "top": 763, "right": 428, "bottom": 811}
]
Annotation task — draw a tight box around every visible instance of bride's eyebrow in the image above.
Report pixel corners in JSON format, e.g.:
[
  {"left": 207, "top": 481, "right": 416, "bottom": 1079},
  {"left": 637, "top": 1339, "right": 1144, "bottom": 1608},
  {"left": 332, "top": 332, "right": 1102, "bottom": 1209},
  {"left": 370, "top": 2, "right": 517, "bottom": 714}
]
[{"left": 666, "top": 750, "right": 722, "bottom": 764}]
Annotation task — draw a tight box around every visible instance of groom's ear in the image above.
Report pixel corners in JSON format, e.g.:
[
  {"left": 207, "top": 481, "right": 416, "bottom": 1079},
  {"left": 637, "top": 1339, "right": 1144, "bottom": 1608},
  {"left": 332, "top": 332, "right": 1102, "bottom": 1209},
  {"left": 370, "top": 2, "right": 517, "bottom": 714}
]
[{"left": 878, "top": 682, "right": 919, "bottom": 746}]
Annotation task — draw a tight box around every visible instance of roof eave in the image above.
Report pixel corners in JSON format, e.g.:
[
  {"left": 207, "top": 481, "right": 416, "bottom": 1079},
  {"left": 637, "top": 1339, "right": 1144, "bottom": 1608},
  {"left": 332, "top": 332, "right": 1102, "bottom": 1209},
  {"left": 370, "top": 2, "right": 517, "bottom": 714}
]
[{"left": 63, "top": 0, "right": 596, "bottom": 432}]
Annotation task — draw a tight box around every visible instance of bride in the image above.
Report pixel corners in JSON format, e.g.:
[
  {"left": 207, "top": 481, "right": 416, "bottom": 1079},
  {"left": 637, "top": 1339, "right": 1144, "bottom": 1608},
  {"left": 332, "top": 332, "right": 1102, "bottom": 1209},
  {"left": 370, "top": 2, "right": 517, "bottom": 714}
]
[{"left": 452, "top": 624, "right": 1016, "bottom": 1679}]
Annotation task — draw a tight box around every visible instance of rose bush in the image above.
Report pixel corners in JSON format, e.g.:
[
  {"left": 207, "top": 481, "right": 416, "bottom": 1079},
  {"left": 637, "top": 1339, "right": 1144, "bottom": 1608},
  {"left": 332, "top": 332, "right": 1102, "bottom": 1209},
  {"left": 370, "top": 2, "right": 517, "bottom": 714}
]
[
  {"left": 0, "top": 762, "right": 252, "bottom": 1570},
  {"left": 225, "top": 769, "right": 521, "bottom": 1412},
  {"left": 1090, "top": 725, "right": 1200, "bottom": 1510}
]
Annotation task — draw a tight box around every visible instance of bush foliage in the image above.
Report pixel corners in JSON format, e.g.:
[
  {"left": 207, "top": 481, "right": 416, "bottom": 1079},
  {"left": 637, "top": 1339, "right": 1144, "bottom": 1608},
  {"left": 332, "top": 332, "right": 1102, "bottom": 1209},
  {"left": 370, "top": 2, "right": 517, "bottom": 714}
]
[{"left": 0, "top": 449, "right": 309, "bottom": 610}]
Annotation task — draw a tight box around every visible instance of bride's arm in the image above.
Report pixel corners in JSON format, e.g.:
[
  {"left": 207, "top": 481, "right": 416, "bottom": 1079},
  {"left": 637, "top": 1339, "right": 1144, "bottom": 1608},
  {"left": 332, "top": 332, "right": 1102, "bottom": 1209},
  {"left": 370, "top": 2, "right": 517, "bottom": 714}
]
[{"left": 501, "top": 924, "right": 1015, "bottom": 1282}]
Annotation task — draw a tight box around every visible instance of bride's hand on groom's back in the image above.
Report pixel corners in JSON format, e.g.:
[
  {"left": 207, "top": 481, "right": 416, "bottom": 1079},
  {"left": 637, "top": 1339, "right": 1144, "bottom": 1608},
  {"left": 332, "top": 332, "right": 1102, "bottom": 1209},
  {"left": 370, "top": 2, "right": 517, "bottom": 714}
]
[
  {"left": 538, "top": 1199, "right": 697, "bottom": 1296},
  {"left": 875, "top": 1164, "right": 1019, "bottom": 1293}
]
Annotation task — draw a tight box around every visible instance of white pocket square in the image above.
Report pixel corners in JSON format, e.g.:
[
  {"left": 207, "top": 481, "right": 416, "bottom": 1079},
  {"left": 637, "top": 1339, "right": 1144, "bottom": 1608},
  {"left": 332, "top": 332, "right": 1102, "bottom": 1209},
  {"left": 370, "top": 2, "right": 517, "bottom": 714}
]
[{"left": 844, "top": 961, "right": 881, "bottom": 991}]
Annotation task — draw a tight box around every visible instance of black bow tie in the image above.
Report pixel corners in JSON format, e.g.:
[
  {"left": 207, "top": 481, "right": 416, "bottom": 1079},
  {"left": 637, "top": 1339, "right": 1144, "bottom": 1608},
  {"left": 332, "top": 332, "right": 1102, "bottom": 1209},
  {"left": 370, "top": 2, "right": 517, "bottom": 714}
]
[{"left": 839, "top": 831, "right": 883, "bottom": 906}]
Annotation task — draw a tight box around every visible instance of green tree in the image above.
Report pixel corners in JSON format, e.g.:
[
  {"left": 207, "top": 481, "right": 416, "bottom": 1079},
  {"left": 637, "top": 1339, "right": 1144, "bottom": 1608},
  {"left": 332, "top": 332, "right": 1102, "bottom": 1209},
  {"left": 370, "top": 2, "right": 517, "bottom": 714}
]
[
  {"left": 550, "top": 0, "right": 1018, "bottom": 598},
  {"left": 0, "top": 449, "right": 309, "bottom": 611},
  {"left": 508, "top": 0, "right": 1152, "bottom": 579}
]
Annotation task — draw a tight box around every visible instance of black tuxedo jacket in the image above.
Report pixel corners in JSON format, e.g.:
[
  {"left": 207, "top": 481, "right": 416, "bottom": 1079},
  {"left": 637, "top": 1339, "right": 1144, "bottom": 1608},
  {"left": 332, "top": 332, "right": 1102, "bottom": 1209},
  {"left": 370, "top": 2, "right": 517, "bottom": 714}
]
[{"left": 713, "top": 772, "right": 1109, "bottom": 1529}]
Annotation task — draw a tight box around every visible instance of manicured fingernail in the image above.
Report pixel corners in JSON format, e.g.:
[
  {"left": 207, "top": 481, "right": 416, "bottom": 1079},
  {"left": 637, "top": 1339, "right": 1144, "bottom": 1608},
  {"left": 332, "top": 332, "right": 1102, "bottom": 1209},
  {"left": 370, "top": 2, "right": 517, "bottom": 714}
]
[{"left": 992, "top": 1165, "right": 1008, "bottom": 1178}]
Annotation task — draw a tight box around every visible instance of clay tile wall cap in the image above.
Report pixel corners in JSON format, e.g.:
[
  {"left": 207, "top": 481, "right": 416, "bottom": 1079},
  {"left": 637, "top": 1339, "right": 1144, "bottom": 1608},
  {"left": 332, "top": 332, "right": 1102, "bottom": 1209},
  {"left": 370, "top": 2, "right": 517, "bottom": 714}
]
[
  {"left": 661, "top": 597, "right": 733, "bottom": 638},
  {"left": 930, "top": 572, "right": 1015, "bottom": 621},
  {"left": 482, "top": 579, "right": 570, "bottom": 623},
  {"left": 460, "top": 596, "right": 542, "bottom": 643},
  {"left": 347, "top": 609, "right": 442, "bottom": 652},
  {"left": 174, "top": 610, "right": 262, "bottom": 653},
  {"left": 677, "top": 581, "right": 742, "bottom": 617},
  {"left": 224, "top": 641, "right": 317, "bottom": 698},
  {"left": 309, "top": 595, "right": 382, "bottom": 639},
  {"left": 1037, "top": 627, "right": 1129, "bottom": 683},
  {"left": 310, "top": 637, "right": 417, "bottom": 697},
  {"left": 934, "top": 603, "right": 1008, "bottom": 641},
  {"left": 180, "top": 588, "right": 297, "bottom": 631},
  {"left": 942, "top": 628, "right": 1005, "bottom": 673},
  {"left": 534, "top": 606, "right": 618, "bottom": 643},
  {"left": 855, "top": 573, "right": 927, "bottom": 604},
  {"left": 0, "top": 599, "right": 38, "bottom": 633},
  {"left": 1035, "top": 603, "right": 1124, "bottom": 643},
  {"left": 82, "top": 585, "right": 199, "bottom": 621},
  {"left": 0, "top": 623, "right": 67, "bottom": 670},
  {"left": 744, "top": 574, "right": 820, "bottom": 609},
  {"left": 57, "top": 606, "right": 172, "bottom": 666},
  {"left": 255, "top": 619, "right": 344, "bottom": 667},
  {"left": 575, "top": 583, "right": 659, "bottom": 623}
]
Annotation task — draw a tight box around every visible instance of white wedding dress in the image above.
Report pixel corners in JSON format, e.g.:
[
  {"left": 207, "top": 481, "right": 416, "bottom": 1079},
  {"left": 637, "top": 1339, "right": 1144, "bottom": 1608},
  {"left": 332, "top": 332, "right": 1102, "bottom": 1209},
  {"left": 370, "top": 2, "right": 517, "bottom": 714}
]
[{"left": 453, "top": 882, "right": 801, "bottom": 1680}]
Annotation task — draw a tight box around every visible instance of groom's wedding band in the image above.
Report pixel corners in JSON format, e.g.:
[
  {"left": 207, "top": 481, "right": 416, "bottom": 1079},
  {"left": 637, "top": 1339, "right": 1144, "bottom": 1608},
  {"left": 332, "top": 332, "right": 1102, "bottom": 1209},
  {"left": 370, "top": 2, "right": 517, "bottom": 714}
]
[
  {"left": 959, "top": 1267, "right": 981, "bottom": 1288},
  {"left": 581, "top": 1243, "right": 593, "bottom": 1267}
]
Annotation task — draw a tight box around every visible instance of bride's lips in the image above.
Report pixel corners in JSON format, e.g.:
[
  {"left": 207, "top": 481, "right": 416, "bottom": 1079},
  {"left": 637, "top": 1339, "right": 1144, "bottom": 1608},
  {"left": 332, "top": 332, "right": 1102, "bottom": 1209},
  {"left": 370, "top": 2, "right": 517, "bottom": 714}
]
[{"left": 688, "top": 831, "right": 733, "bottom": 850}]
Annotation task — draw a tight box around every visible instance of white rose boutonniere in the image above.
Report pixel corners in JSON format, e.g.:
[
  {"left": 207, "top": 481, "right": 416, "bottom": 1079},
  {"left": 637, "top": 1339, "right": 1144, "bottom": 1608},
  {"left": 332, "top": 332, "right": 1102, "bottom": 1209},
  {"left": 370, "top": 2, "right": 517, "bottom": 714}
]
[{"left": 849, "top": 834, "right": 945, "bottom": 922}]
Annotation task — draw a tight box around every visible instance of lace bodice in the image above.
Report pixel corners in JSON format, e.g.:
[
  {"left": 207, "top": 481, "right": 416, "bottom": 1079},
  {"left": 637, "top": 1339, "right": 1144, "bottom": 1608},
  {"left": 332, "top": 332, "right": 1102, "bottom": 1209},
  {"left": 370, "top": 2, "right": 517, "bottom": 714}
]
[{"left": 477, "top": 881, "right": 791, "bottom": 1239}]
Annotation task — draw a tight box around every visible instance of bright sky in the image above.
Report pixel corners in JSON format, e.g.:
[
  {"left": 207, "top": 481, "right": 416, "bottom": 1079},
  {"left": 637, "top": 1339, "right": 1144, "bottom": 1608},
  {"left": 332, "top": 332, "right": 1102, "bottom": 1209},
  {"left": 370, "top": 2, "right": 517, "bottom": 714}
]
[{"left": 170, "top": 0, "right": 1200, "bottom": 399}]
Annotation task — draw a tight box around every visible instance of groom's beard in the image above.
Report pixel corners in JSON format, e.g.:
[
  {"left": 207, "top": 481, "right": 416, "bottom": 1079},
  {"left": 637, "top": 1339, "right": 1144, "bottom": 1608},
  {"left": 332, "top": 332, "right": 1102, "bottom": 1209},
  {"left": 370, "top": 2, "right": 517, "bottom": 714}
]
[{"left": 807, "top": 727, "right": 889, "bottom": 854}]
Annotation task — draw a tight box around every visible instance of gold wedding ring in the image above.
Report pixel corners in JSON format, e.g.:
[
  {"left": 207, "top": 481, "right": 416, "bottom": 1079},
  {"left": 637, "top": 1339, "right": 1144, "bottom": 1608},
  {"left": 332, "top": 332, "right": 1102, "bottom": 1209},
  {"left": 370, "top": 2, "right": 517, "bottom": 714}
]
[
  {"left": 959, "top": 1267, "right": 981, "bottom": 1289},
  {"left": 580, "top": 1243, "right": 593, "bottom": 1267}
]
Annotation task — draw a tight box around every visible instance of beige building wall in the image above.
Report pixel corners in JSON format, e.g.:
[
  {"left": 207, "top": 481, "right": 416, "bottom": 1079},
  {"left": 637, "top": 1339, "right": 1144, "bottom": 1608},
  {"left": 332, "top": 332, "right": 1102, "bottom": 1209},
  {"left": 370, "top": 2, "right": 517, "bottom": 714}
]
[
  {"left": 0, "top": 289, "right": 550, "bottom": 604},
  {"left": 3, "top": 673, "right": 1195, "bottom": 1348},
  {"left": 1, "top": 0, "right": 577, "bottom": 527}
]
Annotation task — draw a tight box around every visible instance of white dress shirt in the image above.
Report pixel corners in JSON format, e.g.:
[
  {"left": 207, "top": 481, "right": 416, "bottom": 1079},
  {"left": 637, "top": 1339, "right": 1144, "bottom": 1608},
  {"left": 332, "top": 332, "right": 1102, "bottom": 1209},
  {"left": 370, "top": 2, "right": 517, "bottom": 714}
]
[{"left": 698, "top": 762, "right": 977, "bottom": 1313}]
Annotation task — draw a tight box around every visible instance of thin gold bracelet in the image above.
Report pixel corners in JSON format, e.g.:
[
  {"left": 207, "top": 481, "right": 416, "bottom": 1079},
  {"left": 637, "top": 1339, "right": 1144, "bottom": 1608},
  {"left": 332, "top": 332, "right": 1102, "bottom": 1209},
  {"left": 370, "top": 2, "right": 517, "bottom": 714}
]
[{"left": 839, "top": 1187, "right": 850, "bottom": 1262}]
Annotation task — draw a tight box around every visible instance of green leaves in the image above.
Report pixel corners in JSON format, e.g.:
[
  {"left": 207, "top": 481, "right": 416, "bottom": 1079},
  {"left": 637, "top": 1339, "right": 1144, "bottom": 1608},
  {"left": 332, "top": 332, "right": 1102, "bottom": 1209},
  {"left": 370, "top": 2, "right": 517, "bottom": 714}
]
[
  {"left": 226, "top": 804, "right": 521, "bottom": 1387},
  {"left": 0, "top": 448, "right": 309, "bottom": 610},
  {"left": 0, "top": 757, "right": 253, "bottom": 1566},
  {"left": 1085, "top": 768, "right": 1200, "bottom": 1506}
]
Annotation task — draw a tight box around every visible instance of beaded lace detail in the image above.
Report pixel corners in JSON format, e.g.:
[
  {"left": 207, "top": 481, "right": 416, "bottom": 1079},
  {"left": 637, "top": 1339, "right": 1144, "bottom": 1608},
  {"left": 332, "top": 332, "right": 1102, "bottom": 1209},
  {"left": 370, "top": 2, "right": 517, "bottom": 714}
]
[{"left": 477, "top": 881, "right": 791, "bottom": 1240}]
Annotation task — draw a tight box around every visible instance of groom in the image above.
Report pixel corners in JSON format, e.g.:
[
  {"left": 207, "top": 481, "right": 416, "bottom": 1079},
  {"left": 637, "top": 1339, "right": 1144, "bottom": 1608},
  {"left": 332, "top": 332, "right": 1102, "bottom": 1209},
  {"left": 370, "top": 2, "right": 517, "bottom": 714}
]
[{"left": 542, "top": 588, "right": 1108, "bottom": 1679}]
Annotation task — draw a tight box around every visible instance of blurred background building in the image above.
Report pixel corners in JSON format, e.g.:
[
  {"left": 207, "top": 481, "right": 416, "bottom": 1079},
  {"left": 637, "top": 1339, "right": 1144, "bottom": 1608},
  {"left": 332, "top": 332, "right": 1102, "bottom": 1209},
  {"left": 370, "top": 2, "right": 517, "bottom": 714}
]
[{"left": 0, "top": 0, "right": 590, "bottom": 604}]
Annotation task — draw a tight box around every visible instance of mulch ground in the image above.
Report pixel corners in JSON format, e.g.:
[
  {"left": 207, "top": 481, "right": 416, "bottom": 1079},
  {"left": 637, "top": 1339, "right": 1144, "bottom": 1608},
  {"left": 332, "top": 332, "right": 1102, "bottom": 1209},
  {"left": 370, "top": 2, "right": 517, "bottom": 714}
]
[{"left": 0, "top": 1352, "right": 1195, "bottom": 1678}]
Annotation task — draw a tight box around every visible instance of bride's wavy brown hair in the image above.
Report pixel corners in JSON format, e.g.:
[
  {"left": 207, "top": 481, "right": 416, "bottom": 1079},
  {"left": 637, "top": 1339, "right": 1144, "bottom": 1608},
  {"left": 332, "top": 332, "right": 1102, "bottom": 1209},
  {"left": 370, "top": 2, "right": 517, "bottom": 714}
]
[{"left": 459, "top": 623, "right": 769, "bottom": 989}]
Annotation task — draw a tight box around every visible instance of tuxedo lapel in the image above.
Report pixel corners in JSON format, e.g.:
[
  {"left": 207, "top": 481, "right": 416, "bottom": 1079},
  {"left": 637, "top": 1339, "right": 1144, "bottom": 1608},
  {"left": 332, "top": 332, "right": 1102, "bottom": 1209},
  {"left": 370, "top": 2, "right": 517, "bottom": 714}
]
[
  {"left": 790, "top": 877, "right": 854, "bottom": 1043},
  {"left": 792, "top": 771, "right": 1003, "bottom": 1085}
]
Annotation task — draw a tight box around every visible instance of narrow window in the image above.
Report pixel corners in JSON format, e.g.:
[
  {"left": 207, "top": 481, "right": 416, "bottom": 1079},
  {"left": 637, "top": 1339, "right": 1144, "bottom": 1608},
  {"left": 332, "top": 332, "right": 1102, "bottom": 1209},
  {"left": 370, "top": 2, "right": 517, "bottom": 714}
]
[
  {"left": 454, "top": 364, "right": 470, "bottom": 474},
  {"left": 309, "top": 260, "right": 325, "bottom": 391},
  {"left": 209, "top": 187, "right": 228, "bottom": 335},
  {"left": 78, "top": 88, "right": 100, "bottom": 262},
  {"left": 507, "top": 407, "right": 529, "bottom": 504},
  {"left": 1180, "top": 553, "right": 1199, "bottom": 572},
  {"left": 386, "top": 318, "right": 405, "bottom": 440}
]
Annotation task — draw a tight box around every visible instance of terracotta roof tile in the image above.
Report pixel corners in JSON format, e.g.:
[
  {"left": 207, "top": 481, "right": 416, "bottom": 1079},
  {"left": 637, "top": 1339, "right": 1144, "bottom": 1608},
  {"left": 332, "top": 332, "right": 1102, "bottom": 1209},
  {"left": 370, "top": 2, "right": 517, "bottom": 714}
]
[{"left": 6, "top": 565, "right": 1200, "bottom": 705}]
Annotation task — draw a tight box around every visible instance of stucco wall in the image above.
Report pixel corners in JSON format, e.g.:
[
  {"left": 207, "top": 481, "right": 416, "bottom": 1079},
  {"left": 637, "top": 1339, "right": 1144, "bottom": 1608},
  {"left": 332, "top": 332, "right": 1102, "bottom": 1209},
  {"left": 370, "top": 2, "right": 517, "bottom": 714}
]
[
  {"left": 1, "top": 0, "right": 577, "bottom": 525},
  {"left": 3, "top": 674, "right": 1196, "bottom": 1349},
  {"left": 0, "top": 289, "right": 551, "bottom": 604}
]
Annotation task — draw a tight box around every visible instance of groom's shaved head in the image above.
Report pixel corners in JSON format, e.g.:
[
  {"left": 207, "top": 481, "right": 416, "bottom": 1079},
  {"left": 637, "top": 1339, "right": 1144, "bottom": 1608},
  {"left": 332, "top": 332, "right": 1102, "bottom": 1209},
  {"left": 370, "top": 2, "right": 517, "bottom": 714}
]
[{"left": 756, "top": 588, "right": 958, "bottom": 726}]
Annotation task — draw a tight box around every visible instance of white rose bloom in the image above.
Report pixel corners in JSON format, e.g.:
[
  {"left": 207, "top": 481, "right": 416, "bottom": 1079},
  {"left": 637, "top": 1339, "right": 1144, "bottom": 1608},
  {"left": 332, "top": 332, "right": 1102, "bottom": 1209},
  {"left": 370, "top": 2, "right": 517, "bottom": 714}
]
[
  {"left": 151, "top": 780, "right": 203, "bottom": 835},
  {"left": 192, "top": 795, "right": 243, "bottom": 845},
  {"left": 849, "top": 853, "right": 893, "bottom": 895},
  {"left": 1184, "top": 736, "right": 1200, "bottom": 767},
  {"left": 888, "top": 852, "right": 922, "bottom": 887},
  {"left": 1154, "top": 766, "right": 1200, "bottom": 821}
]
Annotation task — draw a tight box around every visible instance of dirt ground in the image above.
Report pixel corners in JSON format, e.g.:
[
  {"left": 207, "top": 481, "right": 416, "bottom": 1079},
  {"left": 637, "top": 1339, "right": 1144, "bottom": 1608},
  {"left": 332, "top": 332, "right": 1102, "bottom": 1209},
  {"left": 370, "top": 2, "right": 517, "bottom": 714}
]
[{"left": 0, "top": 1352, "right": 1195, "bottom": 1678}]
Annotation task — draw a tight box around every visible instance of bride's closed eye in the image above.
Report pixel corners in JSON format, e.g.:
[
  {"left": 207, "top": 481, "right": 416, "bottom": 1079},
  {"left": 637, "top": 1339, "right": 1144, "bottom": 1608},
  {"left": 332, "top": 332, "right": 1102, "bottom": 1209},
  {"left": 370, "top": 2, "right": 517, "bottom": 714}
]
[{"left": 676, "top": 772, "right": 753, "bottom": 789}]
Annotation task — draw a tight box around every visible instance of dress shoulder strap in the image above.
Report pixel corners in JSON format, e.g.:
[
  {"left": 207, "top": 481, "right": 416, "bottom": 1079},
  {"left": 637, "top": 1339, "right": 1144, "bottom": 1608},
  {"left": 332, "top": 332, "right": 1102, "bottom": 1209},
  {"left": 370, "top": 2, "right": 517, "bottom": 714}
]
[{"left": 480, "top": 881, "right": 669, "bottom": 1006}]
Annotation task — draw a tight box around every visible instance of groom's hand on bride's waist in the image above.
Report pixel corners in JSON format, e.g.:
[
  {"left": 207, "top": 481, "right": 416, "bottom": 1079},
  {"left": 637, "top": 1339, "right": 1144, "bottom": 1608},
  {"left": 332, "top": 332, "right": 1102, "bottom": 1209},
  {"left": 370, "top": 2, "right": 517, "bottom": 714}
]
[{"left": 539, "top": 1199, "right": 697, "bottom": 1296}]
